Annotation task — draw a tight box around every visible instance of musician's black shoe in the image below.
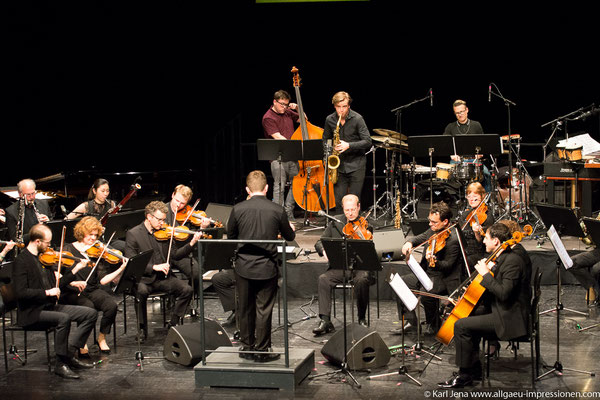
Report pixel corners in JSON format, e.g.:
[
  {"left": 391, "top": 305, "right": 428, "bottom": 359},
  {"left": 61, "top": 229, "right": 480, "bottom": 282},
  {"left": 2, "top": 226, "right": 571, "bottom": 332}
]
[
  {"left": 223, "top": 311, "right": 236, "bottom": 326},
  {"left": 358, "top": 319, "right": 368, "bottom": 327},
  {"left": 438, "top": 372, "right": 473, "bottom": 388},
  {"left": 254, "top": 348, "right": 281, "bottom": 363},
  {"left": 390, "top": 321, "right": 413, "bottom": 335},
  {"left": 238, "top": 346, "right": 254, "bottom": 360},
  {"left": 312, "top": 319, "right": 335, "bottom": 336},
  {"left": 55, "top": 363, "right": 80, "bottom": 379},
  {"left": 68, "top": 356, "right": 94, "bottom": 369}
]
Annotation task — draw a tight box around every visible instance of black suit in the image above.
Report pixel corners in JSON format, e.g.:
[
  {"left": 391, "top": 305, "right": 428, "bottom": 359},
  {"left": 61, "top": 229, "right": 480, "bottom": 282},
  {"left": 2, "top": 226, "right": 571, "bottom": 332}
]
[
  {"left": 314, "top": 216, "right": 375, "bottom": 321},
  {"left": 227, "top": 195, "right": 295, "bottom": 351},
  {"left": 322, "top": 109, "right": 372, "bottom": 208},
  {"left": 124, "top": 222, "right": 193, "bottom": 333},
  {"left": 5, "top": 199, "right": 52, "bottom": 243},
  {"left": 11, "top": 249, "right": 97, "bottom": 358},
  {"left": 398, "top": 228, "right": 462, "bottom": 330},
  {"left": 453, "top": 248, "right": 530, "bottom": 371}
]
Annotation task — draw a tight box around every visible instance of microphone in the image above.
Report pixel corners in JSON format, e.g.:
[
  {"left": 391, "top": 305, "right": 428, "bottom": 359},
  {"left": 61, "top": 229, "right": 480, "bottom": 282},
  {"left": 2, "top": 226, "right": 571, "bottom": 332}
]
[
  {"left": 488, "top": 83, "right": 492, "bottom": 102},
  {"left": 317, "top": 210, "right": 343, "bottom": 224},
  {"left": 572, "top": 107, "right": 599, "bottom": 121},
  {"left": 429, "top": 88, "right": 433, "bottom": 107}
]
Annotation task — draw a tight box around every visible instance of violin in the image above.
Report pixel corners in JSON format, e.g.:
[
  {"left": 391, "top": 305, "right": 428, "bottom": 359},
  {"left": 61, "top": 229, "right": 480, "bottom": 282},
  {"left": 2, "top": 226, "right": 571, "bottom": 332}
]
[
  {"left": 0, "top": 240, "right": 25, "bottom": 249},
  {"left": 462, "top": 193, "right": 490, "bottom": 236},
  {"left": 153, "top": 224, "right": 212, "bottom": 241},
  {"left": 86, "top": 242, "right": 127, "bottom": 264},
  {"left": 425, "top": 229, "right": 451, "bottom": 267},
  {"left": 436, "top": 225, "right": 533, "bottom": 346},
  {"left": 39, "top": 248, "right": 94, "bottom": 268},
  {"left": 342, "top": 216, "right": 373, "bottom": 240},
  {"left": 175, "top": 205, "right": 223, "bottom": 227}
]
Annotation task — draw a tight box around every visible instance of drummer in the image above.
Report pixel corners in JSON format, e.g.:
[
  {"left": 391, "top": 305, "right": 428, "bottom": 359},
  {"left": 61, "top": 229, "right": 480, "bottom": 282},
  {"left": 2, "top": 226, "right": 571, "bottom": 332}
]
[{"left": 443, "top": 100, "right": 491, "bottom": 192}]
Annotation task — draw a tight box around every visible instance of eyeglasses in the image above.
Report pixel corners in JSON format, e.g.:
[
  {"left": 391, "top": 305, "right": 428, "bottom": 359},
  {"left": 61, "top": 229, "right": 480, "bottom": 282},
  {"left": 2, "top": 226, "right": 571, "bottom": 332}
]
[
  {"left": 455, "top": 109, "right": 467, "bottom": 115},
  {"left": 150, "top": 214, "right": 167, "bottom": 223},
  {"left": 275, "top": 101, "right": 290, "bottom": 108}
]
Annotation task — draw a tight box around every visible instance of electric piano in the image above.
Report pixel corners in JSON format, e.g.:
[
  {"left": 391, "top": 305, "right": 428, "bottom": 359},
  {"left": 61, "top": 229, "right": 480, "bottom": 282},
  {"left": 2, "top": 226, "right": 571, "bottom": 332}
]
[{"left": 543, "top": 161, "right": 600, "bottom": 216}]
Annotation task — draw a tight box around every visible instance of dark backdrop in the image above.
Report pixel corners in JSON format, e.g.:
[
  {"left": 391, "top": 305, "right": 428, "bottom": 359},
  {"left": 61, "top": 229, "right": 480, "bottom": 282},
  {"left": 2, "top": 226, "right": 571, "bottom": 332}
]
[{"left": 6, "top": 1, "right": 599, "bottom": 208}]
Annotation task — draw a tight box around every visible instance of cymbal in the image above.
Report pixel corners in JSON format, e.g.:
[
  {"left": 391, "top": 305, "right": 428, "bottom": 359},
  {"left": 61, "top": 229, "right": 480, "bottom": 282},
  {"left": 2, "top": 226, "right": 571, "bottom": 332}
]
[
  {"left": 371, "top": 135, "right": 407, "bottom": 149},
  {"left": 372, "top": 128, "right": 407, "bottom": 141}
]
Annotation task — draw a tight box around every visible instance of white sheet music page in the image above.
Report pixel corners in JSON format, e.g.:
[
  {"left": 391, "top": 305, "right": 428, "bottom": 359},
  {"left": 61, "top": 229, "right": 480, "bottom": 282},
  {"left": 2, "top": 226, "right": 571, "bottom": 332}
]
[{"left": 547, "top": 225, "right": 574, "bottom": 269}]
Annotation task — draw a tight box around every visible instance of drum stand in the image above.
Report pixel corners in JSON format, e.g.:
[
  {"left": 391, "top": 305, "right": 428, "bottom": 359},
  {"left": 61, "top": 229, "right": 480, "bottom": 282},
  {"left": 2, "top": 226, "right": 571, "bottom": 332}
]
[
  {"left": 401, "top": 160, "right": 419, "bottom": 219},
  {"left": 367, "top": 146, "right": 385, "bottom": 219},
  {"left": 371, "top": 147, "right": 396, "bottom": 221}
]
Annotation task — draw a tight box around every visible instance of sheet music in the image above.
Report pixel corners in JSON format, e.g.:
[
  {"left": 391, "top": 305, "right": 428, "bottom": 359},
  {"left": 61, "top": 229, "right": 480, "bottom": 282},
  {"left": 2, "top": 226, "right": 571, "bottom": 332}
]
[
  {"left": 389, "top": 273, "right": 418, "bottom": 311},
  {"left": 547, "top": 225, "right": 574, "bottom": 269},
  {"left": 557, "top": 133, "right": 600, "bottom": 157},
  {"left": 407, "top": 254, "right": 434, "bottom": 291}
]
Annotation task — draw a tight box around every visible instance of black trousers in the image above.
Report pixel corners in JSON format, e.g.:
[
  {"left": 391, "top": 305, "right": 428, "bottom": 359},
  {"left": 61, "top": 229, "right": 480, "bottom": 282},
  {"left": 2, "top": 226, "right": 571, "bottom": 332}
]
[
  {"left": 454, "top": 313, "right": 496, "bottom": 370},
  {"left": 234, "top": 271, "right": 278, "bottom": 351},
  {"left": 136, "top": 277, "right": 192, "bottom": 333},
  {"left": 395, "top": 272, "right": 460, "bottom": 331},
  {"left": 569, "top": 249, "right": 600, "bottom": 295},
  {"left": 26, "top": 304, "right": 98, "bottom": 358},
  {"left": 212, "top": 269, "right": 236, "bottom": 312},
  {"left": 318, "top": 269, "right": 374, "bottom": 320},
  {"left": 62, "top": 289, "right": 118, "bottom": 334},
  {"left": 333, "top": 166, "right": 366, "bottom": 209}
]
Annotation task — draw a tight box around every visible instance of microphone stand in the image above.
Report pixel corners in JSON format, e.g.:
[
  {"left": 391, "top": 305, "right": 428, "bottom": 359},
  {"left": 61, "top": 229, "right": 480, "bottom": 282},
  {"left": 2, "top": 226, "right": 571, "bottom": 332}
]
[{"left": 489, "top": 83, "right": 517, "bottom": 220}]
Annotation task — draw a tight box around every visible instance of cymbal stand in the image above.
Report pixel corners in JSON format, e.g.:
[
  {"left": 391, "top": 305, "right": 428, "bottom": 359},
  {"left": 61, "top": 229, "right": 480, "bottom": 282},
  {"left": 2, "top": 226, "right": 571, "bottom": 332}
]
[
  {"left": 488, "top": 154, "right": 503, "bottom": 220},
  {"left": 372, "top": 148, "right": 395, "bottom": 221},
  {"left": 366, "top": 146, "right": 385, "bottom": 219},
  {"left": 401, "top": 159, "right": 418, "bottom": 219}
]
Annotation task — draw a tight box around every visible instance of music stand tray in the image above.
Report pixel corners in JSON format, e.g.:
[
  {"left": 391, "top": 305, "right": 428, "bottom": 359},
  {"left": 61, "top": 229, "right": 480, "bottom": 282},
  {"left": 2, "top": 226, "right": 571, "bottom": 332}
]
[
  {"left": 113, "top": 250, "right": 153, "bottom": 296},
  {"left": 407, "top": 135, "right": 455, "bottom": 158},
  {"left": 454, "top": 134, "right": 501, "bottom": 156},
  {"left": 534, "top": 203, "right": 584, "bottom": 237},
  {"left": 257, "top": 139, "right": 303, "bottom": 162},
  {"left": 320, "top": 238, "right": 382, "bottom": 273},
  {"left": 201, "top": 241, "right": 238, "bottom": 271}
]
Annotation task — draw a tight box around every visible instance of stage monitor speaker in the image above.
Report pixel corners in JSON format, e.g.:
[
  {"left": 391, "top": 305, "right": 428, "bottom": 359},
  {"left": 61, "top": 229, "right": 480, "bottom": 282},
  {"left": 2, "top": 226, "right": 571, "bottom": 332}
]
[
  {"left": 163, "top": 320, "right": 233, "bottom": 367},
  {"left": 321, "top": 323, "right": 390, "bottom": 370},
  {"left": 373, "top": 229, "right": 405, "bottom": 261}
]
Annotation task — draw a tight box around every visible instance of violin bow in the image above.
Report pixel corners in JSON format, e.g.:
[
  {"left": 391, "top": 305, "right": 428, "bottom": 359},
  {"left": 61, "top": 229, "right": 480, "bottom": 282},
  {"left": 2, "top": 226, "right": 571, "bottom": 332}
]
[
  {"left": 55, "top": 226, "right": 67, "bottom": 299},
  {"left": 79, "top": 232, "right": 116, "bottom": 295},
  {"left": 181, "top": 199, "right": 200, "bottom": 226}
]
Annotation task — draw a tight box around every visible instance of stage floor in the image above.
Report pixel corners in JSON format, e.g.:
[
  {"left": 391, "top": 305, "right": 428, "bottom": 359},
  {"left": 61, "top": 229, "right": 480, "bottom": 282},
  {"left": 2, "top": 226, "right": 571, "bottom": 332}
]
[{"left": 1, "top": 218, "right": 599, "bottom": 399}]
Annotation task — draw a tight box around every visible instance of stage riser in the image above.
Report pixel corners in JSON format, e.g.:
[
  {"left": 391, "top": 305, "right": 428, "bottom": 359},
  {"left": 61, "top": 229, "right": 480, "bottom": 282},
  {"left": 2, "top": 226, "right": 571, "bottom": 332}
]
[{"left": 194, "top": 347, "right": 314, "bottom": 391}]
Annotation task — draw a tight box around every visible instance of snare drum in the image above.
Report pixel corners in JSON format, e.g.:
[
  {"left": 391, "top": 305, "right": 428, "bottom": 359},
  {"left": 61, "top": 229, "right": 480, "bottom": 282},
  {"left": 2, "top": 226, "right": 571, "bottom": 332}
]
[
  {"left": 566, "top": 145, "right": 583, "bottom": 161},
  {"left": 455, "top": 160, "right": 483, "bottom": 182},
  {"left": 436, "top": 163, "right": 454, "bottom": 181}
]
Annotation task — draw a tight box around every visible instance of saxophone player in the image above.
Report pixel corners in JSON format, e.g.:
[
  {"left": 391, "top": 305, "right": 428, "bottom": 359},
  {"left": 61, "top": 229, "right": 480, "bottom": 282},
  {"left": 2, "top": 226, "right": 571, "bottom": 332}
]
[
  {"left": 322, "top": 91, "right": 372, "bottom": 210},
  {"left": 5, "top": 179, "right": 52, "bottom": 246}
]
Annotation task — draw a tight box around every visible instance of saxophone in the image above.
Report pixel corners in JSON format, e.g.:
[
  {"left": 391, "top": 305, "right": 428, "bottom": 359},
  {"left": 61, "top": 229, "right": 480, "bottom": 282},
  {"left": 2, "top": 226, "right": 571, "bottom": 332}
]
[{"left": 327, "top": 114, "right": 342, "bottom": 184}]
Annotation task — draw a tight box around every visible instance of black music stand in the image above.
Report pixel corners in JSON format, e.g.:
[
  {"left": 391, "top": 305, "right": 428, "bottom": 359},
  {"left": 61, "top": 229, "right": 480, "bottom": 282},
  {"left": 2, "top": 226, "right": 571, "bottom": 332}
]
[
  {"left": 112, "top": 250, "right": 154, "bottom": 371},
  {"left": 407, "top": 135, "right": 456, "bottom": 209},
  {"left": 46, "top": 220, "right": 78, "bottom": 248},
  {"left": 534, "top": 205, "right": 594, "bottom": 381},
  {"left": 310, "top": 237, "right": 381, "bottom": 388},
  {"left": 257, "top": 138, "right": 303, "bottom": 220}
]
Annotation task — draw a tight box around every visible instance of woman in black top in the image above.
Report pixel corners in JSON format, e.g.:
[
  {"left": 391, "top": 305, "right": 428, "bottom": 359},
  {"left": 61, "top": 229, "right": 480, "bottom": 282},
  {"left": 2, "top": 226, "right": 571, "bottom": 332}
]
[
  {"left": 61, "top": 216, "right": 127, "bottom": 355},
  {"left": 66, "top": 178, "right": 116, "bottom": 221}
]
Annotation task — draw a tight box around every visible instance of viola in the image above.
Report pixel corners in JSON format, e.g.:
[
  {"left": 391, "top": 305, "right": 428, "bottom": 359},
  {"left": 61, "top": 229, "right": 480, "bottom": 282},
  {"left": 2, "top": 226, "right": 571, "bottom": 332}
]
[
  {"left": 342, "top": 217, "right": 373, "bottom": 240},
  {"left": 86, "top": 242, "right": 126, "bottom": 264},
  {"left": 435, "top": 225, "right": 533, "bottom": 346},
  {"left": 425, "top": 229, "right": 450, "bottom": 267},
  {"left": 0, "top": 240, "right": 25, "bottom": 249},
  {"left": 39, "top": 248, "right": 94, "bottom": 268}
]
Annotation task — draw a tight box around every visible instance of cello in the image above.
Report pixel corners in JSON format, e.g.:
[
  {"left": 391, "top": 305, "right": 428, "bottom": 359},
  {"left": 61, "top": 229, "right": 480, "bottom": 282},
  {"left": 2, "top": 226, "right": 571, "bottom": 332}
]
[
  {"left": 290, "top": 66, "right": 336, "bottom": 212},
  {"left": 435, "top": 225, "right": 532, "bottom": 346}
]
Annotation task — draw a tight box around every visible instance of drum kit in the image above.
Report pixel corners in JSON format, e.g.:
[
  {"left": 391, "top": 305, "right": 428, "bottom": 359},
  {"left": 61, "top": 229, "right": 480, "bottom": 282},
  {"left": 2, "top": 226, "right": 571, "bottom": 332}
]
[{"left": 367, "top": 129, "right": 542, "bottom": 228}]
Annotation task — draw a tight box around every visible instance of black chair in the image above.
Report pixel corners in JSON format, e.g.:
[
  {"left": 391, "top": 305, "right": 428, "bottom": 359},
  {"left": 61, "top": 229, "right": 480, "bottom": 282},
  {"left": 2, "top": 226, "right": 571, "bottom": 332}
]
[
  {"left": 482, "top": 268, "right": 543, "bottom": 386},
  {"left": 1, "top": 283, "right": 55, "bottom": 373}
]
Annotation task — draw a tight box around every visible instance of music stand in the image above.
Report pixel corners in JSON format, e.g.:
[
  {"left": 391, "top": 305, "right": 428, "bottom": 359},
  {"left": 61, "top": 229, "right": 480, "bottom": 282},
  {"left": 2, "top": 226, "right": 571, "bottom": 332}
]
[
  {"left": 103, "top": 209, "right": 145, "bottom": 241},
  {"left": 46, "top": 220, "right": 78, "bottom": 248},
  {"left": 257, "top": 138, "right": 303, "bottom": 222},
  {"left": 310, "top": 237, "right": 381, "bottom": 388},
  {"left": 407, "top": 135, "right": 456, "bottom": 209},
  {"left": 112, "top": 250, "right": 154, "bottom": 371}
]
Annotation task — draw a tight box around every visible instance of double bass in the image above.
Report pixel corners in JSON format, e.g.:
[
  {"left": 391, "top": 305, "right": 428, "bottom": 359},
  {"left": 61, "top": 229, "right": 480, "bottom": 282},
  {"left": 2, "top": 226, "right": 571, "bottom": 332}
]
[{"left": 290, "top": 67, "right": 336, "bottom": 212}]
